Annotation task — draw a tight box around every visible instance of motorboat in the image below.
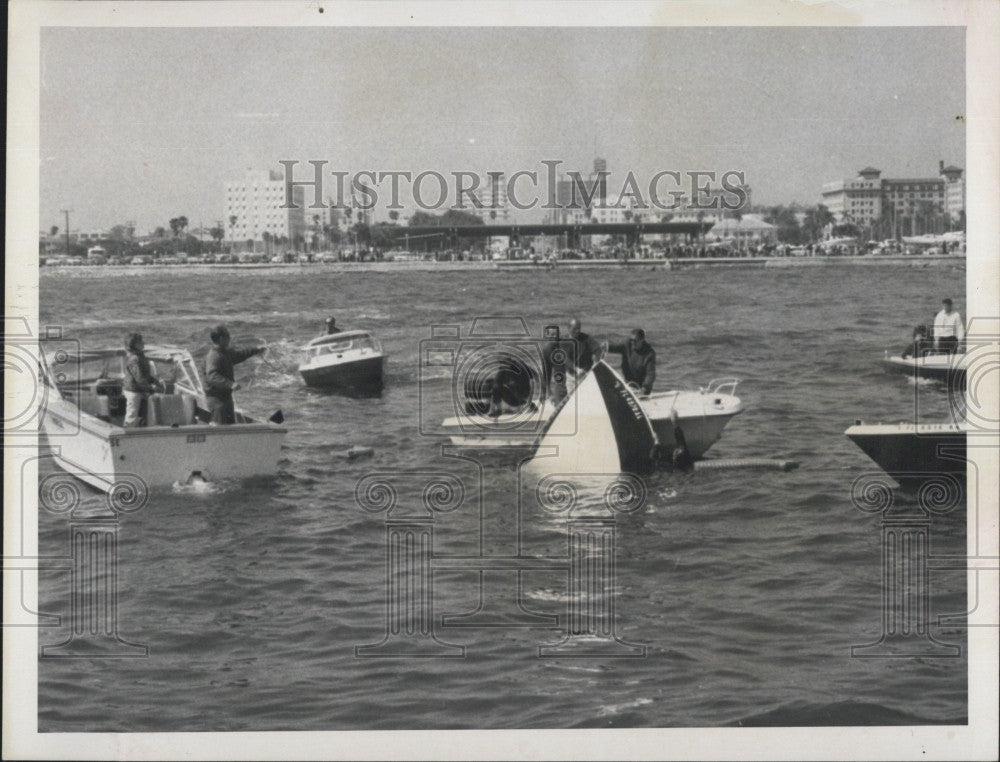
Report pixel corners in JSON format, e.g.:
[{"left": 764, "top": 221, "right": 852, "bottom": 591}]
[
  {"left": 844, "top": 420, "right": 967, "bottom": 486},
  {"left": 882, "top": 350, "right": 966, "bottom": 386},
  {"left": 441, "top": 364, "right": 743, "bottom": 463},
  {"left": 298, "top": 330, "right": 385, "bottom": 392},
  {"left": 39, "top": 344, "right": 287, "bottom": 494}
]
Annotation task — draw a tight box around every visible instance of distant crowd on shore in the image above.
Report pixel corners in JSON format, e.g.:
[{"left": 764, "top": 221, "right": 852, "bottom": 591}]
[{"left": 41, "top": 239, "right": 966, "bottom": 268}]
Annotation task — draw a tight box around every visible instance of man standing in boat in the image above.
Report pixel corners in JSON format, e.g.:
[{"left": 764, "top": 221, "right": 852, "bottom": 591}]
[
  {"left": 933, "top": 298, "right": 964, "bottom": 355},
  {"left": 541, "top": 324, "right": 571, "bottom": 406},
  {"left": 567, "top": 318, "right": 596, "bottom": 388},
  {"left": 123, "top": 332, "right": 163, "bottom": 427},
  {"left": 205, "top": 325, "right": 266, "bottom": 424},
  {"left": 568, "top": 318, "right": 595, "bottom": 370},
  {"left": 325, "top": 316, "right": 341, "bottom": 335},
  {"left": 606, "top": 328, "right": 657, "bottom": 396}
]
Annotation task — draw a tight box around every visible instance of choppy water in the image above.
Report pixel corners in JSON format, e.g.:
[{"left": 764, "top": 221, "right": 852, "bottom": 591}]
[{"left": 37, "top": 263, "right": 968, "bottom": 730}]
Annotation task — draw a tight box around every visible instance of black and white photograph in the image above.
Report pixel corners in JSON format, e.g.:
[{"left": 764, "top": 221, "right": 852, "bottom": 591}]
[{"left": 4, "top": 1, "right": 998, "bottom": 760}]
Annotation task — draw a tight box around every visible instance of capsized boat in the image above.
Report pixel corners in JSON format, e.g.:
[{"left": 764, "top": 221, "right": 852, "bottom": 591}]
[
  {"left": 298, "top": 330, "right": 385, "bottom": 392},
  {"left": 39, "top": 344, "right": 286, "bottom": 493},
  {"left": 844, "top": 420, "right": 967, "bottom": 486},
  {"left": 441, "top": 364, "right": 742, "bottom": 463},
  {"left": 882, "top": 351, "right": 966, "bottom": 385}
]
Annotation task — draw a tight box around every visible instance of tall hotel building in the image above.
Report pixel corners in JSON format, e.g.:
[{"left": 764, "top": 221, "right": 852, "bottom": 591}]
[
  {"left": 224, "top": 169, "right": 307, "bottom": 244},
  {"left": 821, "top": 162, "right": 965, "bottom": 231}
]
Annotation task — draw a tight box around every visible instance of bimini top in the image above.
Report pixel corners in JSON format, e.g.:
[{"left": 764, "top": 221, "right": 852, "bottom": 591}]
[{"left": 304, "top": 330, "right": 375, "bottom": 349}]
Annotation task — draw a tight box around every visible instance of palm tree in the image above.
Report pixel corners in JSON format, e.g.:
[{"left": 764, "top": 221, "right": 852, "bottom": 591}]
[{"left": 210, "top": 226, "right": 225, "bottom": 251}]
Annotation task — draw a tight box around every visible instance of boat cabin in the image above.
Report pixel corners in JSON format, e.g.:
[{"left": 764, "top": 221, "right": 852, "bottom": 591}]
[{"left": 304, "top": 330, "right": 381, "bottom": 358}]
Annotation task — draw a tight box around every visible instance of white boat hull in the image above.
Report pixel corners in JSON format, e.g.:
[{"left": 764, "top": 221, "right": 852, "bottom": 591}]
[
  {"left": 882, "top": 353, "right": 966, "bottom": 385},
  {"left": 41, "top": 395, "right": 286, "bottom": 493},
  {"left": 441, "top": 374, "right": 742, "bottom": 461}
]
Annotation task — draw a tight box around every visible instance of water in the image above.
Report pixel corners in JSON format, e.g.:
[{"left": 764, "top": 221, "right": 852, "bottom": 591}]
[{"left": 37, "top": 263, "right": 968, "bottom": 730}]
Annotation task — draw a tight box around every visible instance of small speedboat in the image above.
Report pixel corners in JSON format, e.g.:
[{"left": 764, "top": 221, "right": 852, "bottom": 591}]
[
  {"left": 298, "top": 330, "right": 385, "bottom": 392},
  {"left": 844, "top": 420, "right": 967, "bottom": 486},
  {"left": 40, "top": 344, "right": 287, "bottom": 494},
  {"left": 882, "top": 351, "right": 966, "bottom": 385},
  {"left": 441, "top": 367, "right": 742, "bottom": 462}
]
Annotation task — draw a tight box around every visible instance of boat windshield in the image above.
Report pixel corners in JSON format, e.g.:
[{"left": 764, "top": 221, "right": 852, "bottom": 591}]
[
  {"left": 312, "top": 335, "right": 377, "bottom": 356},
  {"left": 44, "top": 347, "right": 204, "bottom": 396}
]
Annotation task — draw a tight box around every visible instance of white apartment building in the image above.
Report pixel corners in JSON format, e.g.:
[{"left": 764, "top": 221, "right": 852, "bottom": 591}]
[
  {"left": 820, "top": 167, "right": 884, "bottom": 225},
  {"left": 225, "top": 169, "right": 306, "bottom": 244}
]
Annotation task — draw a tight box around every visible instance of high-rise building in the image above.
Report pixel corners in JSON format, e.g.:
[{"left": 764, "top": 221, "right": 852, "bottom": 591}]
[
  {"left": 224, "top": 169, "right": 306, "bottom": 245},
  {"left": 821, "top": 163, "right": 963, "bottom": 233},
  {"left": 474, "top": 173, "right": 510, "bottom": 223},
  {"left": 552, "top": 159, "right": 610, "bottom": 224}
]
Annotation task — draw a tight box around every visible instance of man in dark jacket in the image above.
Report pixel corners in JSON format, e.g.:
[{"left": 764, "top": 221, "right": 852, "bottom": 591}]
[
  {"left": 901, "top": 325, "right": 929, "bottom": 359},
  {"left": 205, "top": 325, "right": 265, "bottom": 424},
  {"left": 541, "top": 324, "right": 573, "bottom": 406},
  {"left": 607, "top": 328, "right": 656, "bottom": 395},
  {"left": 568, "top": 318, "right": 595, "bottom": 374}
]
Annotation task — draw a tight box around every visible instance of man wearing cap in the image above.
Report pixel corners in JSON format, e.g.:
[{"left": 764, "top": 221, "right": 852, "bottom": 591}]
[
  {"left": 933, "top": 298, "right": 964, "bottom": 355},
  {"left": 205, "top": 325, "right": 266, "bottom": 424},
  {"left": 607, "top": 328, "right": 657, "bottom": 396},
  {"left": 325, "top": 317, "right": 341, "bottom": 335}
]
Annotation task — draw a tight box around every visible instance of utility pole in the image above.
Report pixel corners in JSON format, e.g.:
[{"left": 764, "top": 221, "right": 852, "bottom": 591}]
[{"left": 61, "top": 209, "right": 72, "bottom": 255}]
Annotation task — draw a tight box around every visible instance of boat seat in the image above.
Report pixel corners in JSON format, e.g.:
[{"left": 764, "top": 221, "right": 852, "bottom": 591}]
[
  {"left": 148, "top": 393, "right": 196, "bottom": 427},
  {"left": 76, "top": 393, "right": 112, "bottom": 421}
]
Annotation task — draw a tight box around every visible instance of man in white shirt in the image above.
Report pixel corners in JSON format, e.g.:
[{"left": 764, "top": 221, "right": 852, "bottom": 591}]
[{"left": 933, "top": 298, "right": 964, "bottom": 354}]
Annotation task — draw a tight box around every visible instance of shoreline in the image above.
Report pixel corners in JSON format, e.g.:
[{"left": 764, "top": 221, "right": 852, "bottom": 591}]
[{"left": 39, "top": 253, "right": 965, "bottom": 276}]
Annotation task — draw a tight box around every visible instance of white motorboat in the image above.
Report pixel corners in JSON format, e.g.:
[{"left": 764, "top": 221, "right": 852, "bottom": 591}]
[
  {"left": 298, "top": 330, "right": 385, "bottom": 392},
  {"left": 882, "top": 351, "right": 966, "bottom": 385},
  {"left": 39, "top": 344, "right": 287, "bottom": 494},
  {"left": 441, "top": 365, "right": 743, "bottom": 462},
  {"left": 844, "top": 420, "right": 967, "bottom": 486}
]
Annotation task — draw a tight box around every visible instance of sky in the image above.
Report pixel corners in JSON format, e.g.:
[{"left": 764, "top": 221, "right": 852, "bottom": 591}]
[{"left": 39, "top": 26, "right": 965, "bottom": 233}]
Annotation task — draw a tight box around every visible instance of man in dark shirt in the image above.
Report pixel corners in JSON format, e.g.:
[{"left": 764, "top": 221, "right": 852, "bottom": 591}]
[
  {"left": 325, "top": 317, "right": 341, "bottom": 335},
  {"left": 205, "top": 325, "right": 265, "bottom": 424},
  {"left": 541, "top": 324, "right": 577, "bottom": 406},
  {"left": 568, "top": 318, "right": 595, "bottom": 374},
  {"left": 607, "top": 328, "right": 657, "bottom": 395},
  {"left": 901, "top": 325, "right": 929, "bottom": 359}
]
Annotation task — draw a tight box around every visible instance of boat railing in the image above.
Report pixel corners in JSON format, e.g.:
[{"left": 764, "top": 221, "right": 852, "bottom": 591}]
[{"left": 702, "top": 378, "right": 741, "bottom": 397}]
